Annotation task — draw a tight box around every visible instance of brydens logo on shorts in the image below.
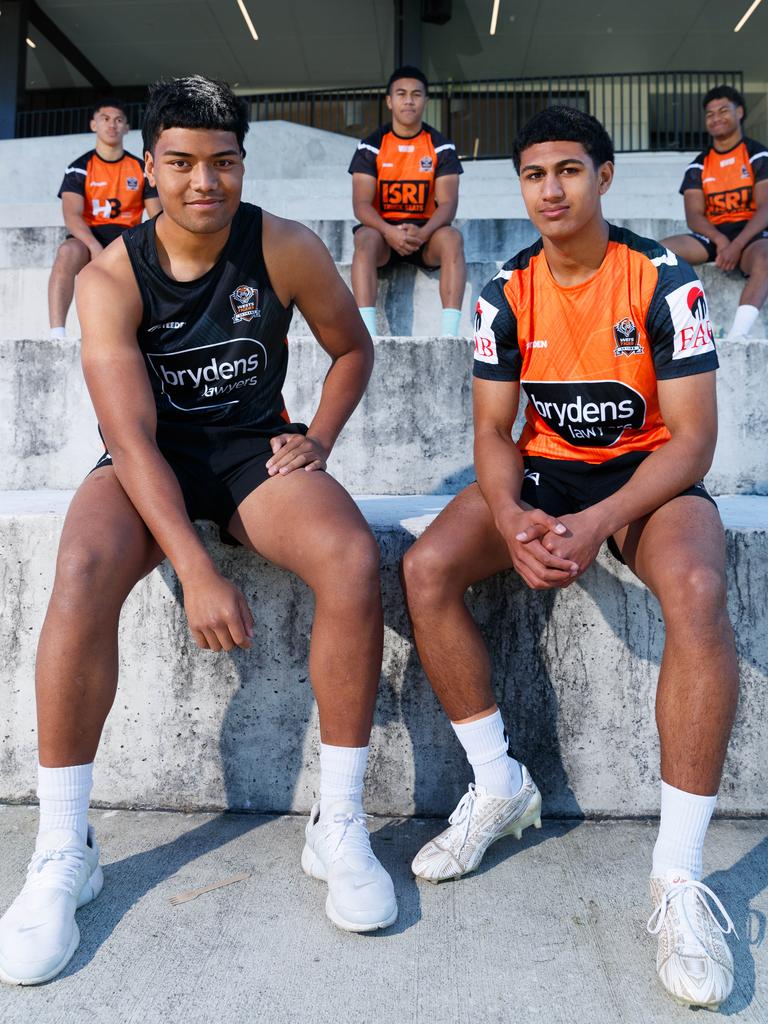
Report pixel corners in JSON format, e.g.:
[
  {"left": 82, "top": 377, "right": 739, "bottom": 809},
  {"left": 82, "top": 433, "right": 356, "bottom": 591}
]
[
  {"left": 146, "top": 338, "right": 267, "bottom": 412},
  {"left": 524, "top": 380, "right": 646, "bottom": 447},
  {"left": 473, "top": 297, "right": 499, "bottom": 364},
  {"left": 230, "top": 284, "right": 261, "bottom": 324},
  {"left": 664, "top": 281, "right": 715, "bottom": 360}
]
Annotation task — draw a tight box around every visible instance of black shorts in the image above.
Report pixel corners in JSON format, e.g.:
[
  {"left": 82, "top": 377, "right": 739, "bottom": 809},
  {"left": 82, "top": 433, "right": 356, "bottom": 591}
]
[
  {"left": 66, "top": 224, "right": 127, "bottom": 248},
  {"left": 519, "top": 451, "right": 716, "bottom": 564},
  {"left": 352, "top": 219, "right": 438, "bottom": 270},
  {"left": 91, "top": 421, "right": 308, "bottom": 543},
  {"left": 689, "top": 219, "right": 768, "bottom": 268}
]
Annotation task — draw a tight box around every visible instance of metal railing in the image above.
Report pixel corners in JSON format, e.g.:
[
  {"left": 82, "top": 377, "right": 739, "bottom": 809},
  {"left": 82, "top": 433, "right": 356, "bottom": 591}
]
[{"left": 16, "top": 70, "right": 744, "bottom": 156}]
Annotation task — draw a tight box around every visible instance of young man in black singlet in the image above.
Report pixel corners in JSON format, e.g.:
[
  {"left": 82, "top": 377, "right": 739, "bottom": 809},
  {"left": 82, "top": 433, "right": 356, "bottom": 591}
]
[{"left": 0, "top": 76, "right": 396, "bottom": 986}]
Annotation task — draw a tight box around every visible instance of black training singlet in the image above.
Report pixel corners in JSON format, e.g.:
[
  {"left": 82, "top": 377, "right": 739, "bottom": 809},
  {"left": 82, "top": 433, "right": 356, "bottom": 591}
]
[{"left": 122, "top": 203, "right": 294, "bottom": 434}]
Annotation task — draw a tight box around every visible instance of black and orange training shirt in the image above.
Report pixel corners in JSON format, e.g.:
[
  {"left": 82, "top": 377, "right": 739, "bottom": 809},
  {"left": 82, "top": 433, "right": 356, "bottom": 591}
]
[
  {"left": 348, "top": 123, "right": 462, "bottom": 222},
  {"left": 680, "top": 137, "right": 768, "bottom": 225},
  {"left": 58, "top": 149, "right": 158, "bottom": 229},
  {"left": 473, "top": 225, "right": 718, "bottom": 463}
]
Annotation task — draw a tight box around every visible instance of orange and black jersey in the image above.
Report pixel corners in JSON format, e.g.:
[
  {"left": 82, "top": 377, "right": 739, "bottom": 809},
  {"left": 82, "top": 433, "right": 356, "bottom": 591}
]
[
  {"left": 473, "top": 225, "right": 718, "bottom": 463},
  {"left": 58, "top": 149, "right": 158, "bottom": 229},
  {"left": 680, "top": 137, "right": 768, "bottom": 225},
  {"left": 348, "top": 122, "right": 462, "bottom": 222}
]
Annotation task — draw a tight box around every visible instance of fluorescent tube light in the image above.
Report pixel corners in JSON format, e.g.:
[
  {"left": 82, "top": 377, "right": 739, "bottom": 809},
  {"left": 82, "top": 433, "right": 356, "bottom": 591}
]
[{"left": 236, "top": 0, "right": 258, "bottom": 40}]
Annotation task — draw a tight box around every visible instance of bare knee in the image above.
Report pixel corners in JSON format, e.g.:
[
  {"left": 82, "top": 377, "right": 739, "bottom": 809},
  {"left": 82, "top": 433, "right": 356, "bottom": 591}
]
[
  {"left": 353, "top": 228, "right": 384, "bottom": 258},
  {"left": 53, "top": 238, "right": 90, "bottom": 274},
  {"left": 402, "top": 538, "right": 458, "bottom": 611},
  {"left": 52, "top": 541, "right": 132, "bottom": 615},
  {"left": 315, "top": 527, "right": 380, "bottom": 597},
  {"left": 659, "top": 562, "right": 729, "bottom": 636}
]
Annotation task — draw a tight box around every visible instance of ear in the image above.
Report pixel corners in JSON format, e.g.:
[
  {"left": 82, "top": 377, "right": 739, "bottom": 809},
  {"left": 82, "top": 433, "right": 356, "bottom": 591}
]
[
  {"left": 385, "top": 94, "right": 393, "bottom": 112},
  {"left": 597, "top": 161, "right": 614, "bottom": 194},
  {"left": 144, "top": 150, "right": 157, "bottom": 188},
  {"left": 89, "top": 118, "right": 97, "bottom": 133}
]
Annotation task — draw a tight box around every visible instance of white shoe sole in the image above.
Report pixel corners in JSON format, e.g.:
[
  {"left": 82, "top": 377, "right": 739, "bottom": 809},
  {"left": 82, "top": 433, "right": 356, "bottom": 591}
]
[
  {"left": 301, "top": 844, "right": 398, "bottom": 933},
  {"left": 0, "top": 862, "right": 104, "bottom": 986},
  {"left": 417, "top": 790, "right": 543, "bottom": 884}
]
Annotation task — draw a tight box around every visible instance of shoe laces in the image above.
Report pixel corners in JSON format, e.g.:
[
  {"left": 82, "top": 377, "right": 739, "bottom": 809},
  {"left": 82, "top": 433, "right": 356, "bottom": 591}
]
[
  {"left": 23, "top": 842, "right": 87, "bottom": 897},
  {"left": 323, "top": 811, "right": 373, "bottom": 864},
  {"left": 448, "top": 784, "right": 480, "bottom": 850},
  {"left": 647, "top": 879, "right": 738, "bottom": 945}
]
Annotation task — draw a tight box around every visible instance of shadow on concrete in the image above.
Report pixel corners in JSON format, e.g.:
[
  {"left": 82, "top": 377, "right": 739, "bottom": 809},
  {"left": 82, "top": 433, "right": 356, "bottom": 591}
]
[{"left": 702, "top": 833, "right": 768, "bottom": 1016}]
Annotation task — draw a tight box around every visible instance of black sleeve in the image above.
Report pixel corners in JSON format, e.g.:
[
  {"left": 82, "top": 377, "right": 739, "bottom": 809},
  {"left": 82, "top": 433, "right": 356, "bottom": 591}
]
[
  {"left": 428, "top": 128, "right": 463, "bottom": 177},
  {"left": 348, "top": 131, "right": 381, "bottom": 176},
  {"left": 472, "top": 267, "right": 520, "bottom": 381},
  {"left": 747, "top": 138, "right": 768, "bottom": 184},
  {"left": 679, "top": 151, "right": 705, "bottom": 194},
  {"left": 646, "top": 252, "right": 719, "bottom": 380},
  {"left": 57, "top": 153, "right": 88, "bottom": 198}
]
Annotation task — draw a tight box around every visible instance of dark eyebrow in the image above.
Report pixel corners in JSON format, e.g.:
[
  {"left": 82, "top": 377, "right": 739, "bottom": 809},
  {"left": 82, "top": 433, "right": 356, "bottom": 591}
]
[
  {"left": 520, "top": 157, "right": 587, "bottom": 173},
  {"left": 163, "top": 149, "right": 240, "bottom": 158}
]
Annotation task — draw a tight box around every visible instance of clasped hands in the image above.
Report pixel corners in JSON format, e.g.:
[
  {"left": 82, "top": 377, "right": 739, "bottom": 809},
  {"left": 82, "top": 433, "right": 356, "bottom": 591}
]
[{"left": 500, "top": 507, "right": 607, "bottom": 591}]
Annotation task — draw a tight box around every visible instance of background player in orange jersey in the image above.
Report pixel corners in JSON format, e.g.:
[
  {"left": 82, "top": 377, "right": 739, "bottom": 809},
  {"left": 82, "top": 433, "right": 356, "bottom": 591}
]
[
  {"left": 402, "top": 106, "right": 739, "bottom": 1011},
  {"left": 661, "top": 85, "right": 768, "bottom": 339},
  {"left": 349, "top": 66, "right": 466, "bottom": 336},
  {"left": 48, "top": 98, "right": 162, "bottom": 340}
]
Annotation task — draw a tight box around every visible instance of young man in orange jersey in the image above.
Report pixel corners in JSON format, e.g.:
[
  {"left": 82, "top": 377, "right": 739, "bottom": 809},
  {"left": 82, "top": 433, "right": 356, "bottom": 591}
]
[
  {"left": 48, "top": 98, "right": 162, "bottom": 340},
  {"left": 402, "top": 106, "right": 738, "bottom": 1011},
  {"left": 349, "top": 66, "right": 466, "bottom": 336},
  {"left": 662, "top": 85, "right": 768, "bottom": 339}
]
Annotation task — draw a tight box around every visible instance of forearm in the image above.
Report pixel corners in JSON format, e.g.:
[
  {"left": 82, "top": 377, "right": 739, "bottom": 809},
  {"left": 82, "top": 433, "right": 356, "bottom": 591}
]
[
  {"left": 585, "top": 434, "right": 714, "bottom": 538},
  {"left": 735, "top": 205, "right": 768, "bottom": 246},
  {"left": 63, "top": 210, "right": 97, "bottom": 247},
  {"left": 307, "top": 347, "right": 373, "bottom": 452},
  {"left": 474, "top": 429, "right": 526, "bottom": 527},
  {"left": 685, "top": 209, "right": 724, "bottom": 244},
  {"left": 354, "top": 198, "right": 394, "bottom": 235},
  {"left": 418, "top": 198, "right": 457, "bottom": 241},
  {"left": 108, "top": 438, "right": 216, "bottom": 581}
]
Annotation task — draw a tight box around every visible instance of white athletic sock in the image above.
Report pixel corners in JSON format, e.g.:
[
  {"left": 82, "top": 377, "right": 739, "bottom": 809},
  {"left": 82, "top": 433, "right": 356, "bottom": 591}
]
[
  {"left": 652, "top": 780, "right": 717, "bottom": 880},
  {"left": 451, "top": 709, "right": 523, "bottom": 798},
  {"left": 727, "top": 304, "right": 759, "bottom": 339},
  {"left": 440, "top": 307, "right": 462, "bottom": 336},
  {"left": 319, "top": 743, "right": 368, "bottom": 817},
  {"left": 37, "top": 763, "right": 93, "bottom": 842},
  {"left": 358, "top": 306, "right": 377, "bottom": 335},
  {"left": 49, "top": 326, "right": 67, "bottom": 340}
]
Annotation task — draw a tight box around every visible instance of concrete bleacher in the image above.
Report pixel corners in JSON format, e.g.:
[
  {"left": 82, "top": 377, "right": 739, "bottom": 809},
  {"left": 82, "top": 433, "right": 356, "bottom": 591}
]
[{"left": 0, "top": 122, "right": 766, "bottom": 818}]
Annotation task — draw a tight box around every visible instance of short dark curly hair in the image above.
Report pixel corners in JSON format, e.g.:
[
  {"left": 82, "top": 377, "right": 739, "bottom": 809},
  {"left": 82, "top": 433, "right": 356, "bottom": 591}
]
[
  {"left": 703, "top": 85, "right": 746, "bottom": 118},
  {"left": 142, "top": 75, "right": 249, "bottom": 155},
  {"left": 512, "top": 105, "right": 614, "bottom": 173}
]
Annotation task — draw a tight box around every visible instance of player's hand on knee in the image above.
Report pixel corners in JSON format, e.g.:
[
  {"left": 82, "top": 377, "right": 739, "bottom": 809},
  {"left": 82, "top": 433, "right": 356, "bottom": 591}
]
[
  {"left": 267, "top": 433, "right": 328, "bottom": 475},
  {"left": 183, "top": 571, "right": 254, "bottom": 652}
]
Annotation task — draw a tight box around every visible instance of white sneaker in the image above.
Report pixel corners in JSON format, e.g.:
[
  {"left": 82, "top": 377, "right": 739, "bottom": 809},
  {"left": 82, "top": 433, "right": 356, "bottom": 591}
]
[
  {"left": 411, "top": 766, "right": 542, "bottom": 883},
  {"left": 647, "top": 870, "right": 736, "bottom": 1010},
  {"left": 0, "top": 826, "right": 103, "bottom": 986},
  {"left": 302, "top": 800, "right": 398, "bottom": 933}
]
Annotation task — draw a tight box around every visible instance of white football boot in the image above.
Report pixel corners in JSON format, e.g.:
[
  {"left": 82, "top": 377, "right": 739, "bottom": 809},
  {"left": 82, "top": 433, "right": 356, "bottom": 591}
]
[
  {"left": 302, "top": 800, "right": 397, "bottom": 933},
  {"left": 0, "top": 826, "right": 103, "bottom": 986}
]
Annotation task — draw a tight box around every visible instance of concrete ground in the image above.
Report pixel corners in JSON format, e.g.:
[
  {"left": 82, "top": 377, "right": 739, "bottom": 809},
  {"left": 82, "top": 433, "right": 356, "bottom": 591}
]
[{"left": 0, "top": 807, "right": 765, "bottom": 1024}]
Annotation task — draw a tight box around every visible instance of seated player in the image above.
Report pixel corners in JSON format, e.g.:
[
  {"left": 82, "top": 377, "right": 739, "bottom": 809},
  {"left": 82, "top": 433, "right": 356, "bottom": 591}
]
[
  {"left": 49, "top": 98, "right": 162, "bottom": 340},
  {"left": 662, "top": 85, "right": 768, "bottom": 339},
  {"left": 349, "top": 66, "right": 466, "bottom": 336},
  {"left": 0, "top": 76, "right": 396, "bottom": 987},
  {"left": 402, "top": 106, "right": 739, "bottom": 1011}
]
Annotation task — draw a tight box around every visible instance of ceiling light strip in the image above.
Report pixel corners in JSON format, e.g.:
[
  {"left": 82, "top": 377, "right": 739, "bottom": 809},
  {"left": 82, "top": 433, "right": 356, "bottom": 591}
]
[
  {"left": 236, "top": 0, "right": 259, "bottom": 40},
  {"left": 489, "top": 0, "right": 501, "bottom": 36},
  {"left": 26, "top": 37, "right": 37, "bottom": 48},
  {"left": 734, "top": 0, "right": 764, "bottom": 32}
]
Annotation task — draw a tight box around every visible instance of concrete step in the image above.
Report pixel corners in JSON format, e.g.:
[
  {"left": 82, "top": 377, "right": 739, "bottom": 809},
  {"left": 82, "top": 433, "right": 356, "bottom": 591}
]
[
  {"left": 1, "top": 805, "right": 764, "bottom": 1024},
  {"left": 1, "top": 491, "right": 766, "bottom": 817},
  {"left": 1, "top": 336, "right": 765, "bottom": 496},
  {"left": 0, "top": 217, "right": 693, "bottom": 268},
  {"left": 0, "top": 260, "right": 759, "bottom": 340}
]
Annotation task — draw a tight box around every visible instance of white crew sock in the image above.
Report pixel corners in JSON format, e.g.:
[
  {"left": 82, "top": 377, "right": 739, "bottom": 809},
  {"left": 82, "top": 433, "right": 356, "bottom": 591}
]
[
  {"left": 358, "top": 306, "right": 377, "bottom": 335},
  {"left": 652, "top": 780, "right": 717, "bottom": 880},
  {"left": 451, "top": 709, "right": 523, "bottom": 798},
  {"left": 37, "top": 763, "right": 93, "bottom": 842},
  {"left": 319, "top": 743, "right": 368, "bottom": 817},
  {"left": 440, "top": 307, "right": 462, "bottom": 336},
  {"left": 49, "top": 326, "right": 67, "bottom": 340},
  {"left": 727, "top": 304, "right": 759, "bottom": 339}
]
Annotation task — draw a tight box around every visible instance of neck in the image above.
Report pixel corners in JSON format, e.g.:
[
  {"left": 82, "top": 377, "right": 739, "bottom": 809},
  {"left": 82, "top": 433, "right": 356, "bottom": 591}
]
[
  {"left": 95, "top": 140, "right": 124, "bottom": 161},
  {"left": 154, "top": 211, "right": 234, "bottom": 281},
  {"left": 541, "top": 217, "right": 610, "bottom": 287},
  {"left": 713, "top": 129, "right": 743, "bottom": 152},
  {"left": 392, "top": 117, "right": 422, "bottom": 139}
]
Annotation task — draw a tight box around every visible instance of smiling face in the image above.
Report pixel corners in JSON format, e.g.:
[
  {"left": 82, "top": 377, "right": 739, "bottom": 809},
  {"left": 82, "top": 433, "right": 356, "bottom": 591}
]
[
  {"left": 144, "top": 127, "right": 244, "bottom": 234},
  {"left": 704, "top": 97, "right": 743, "bottom": 143},
  {"left": 386, "top": 78, "right": 427, "bottom": 133},
  {"left": 518, "top": 140, "right": 613, "bottom": 242},
  {"left": 90, "top": 106, "right": 129, "bottom": 147}
]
